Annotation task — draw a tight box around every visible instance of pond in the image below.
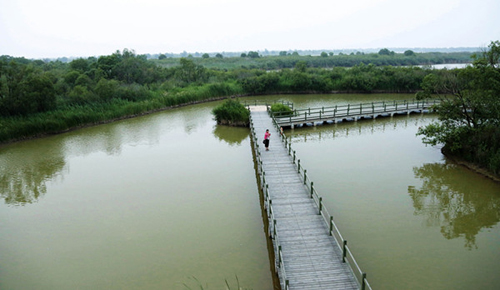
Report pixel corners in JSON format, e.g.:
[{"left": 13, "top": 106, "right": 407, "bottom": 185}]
[
  {"left": 0, "top": 101, "right": 272, "bottom": 290},
  {"left": 1, "top": 93, "right": 499, "bottom": 290}
]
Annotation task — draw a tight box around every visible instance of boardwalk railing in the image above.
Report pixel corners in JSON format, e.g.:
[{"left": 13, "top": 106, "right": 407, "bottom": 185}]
[
  {"left": 250, "top": 111, "right": 373, "bottom": 290},
  {"left": 242, "top": 100, "right": 294, "bottom": 110},
  {"left": 272, "top": 99, "right": 439, "bottom": 127}
]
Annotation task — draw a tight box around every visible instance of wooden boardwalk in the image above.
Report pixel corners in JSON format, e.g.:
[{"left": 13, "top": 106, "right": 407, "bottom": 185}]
[
  {"left": 273, "top": 99, "right": 438, "bottom": 128},
  {"left": 249, "top": 106, "right": 361, "bottom": 290}
]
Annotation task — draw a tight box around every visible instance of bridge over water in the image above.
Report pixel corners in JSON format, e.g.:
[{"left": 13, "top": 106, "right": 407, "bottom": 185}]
[
  {"left": 272, "top": 99, "right": 439, "bottom": 128},
  {"left": 249, "top": 105, "right": 374, "bottom": 290}
]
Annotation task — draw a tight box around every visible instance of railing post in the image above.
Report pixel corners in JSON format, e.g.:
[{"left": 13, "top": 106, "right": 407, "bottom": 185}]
[
  {"left": 268, "top": 199, "right": 272, "bottom": 218},
  {"left": 278, "top": 245, "right": 282, "bottom": 265},
  {"left": 297, "top": 159, "right": 301, "bottom": 173},
  {"left": 329, "top": 216, "right": 333, "bottom": 236},
  {"left": 319, "top": 197, "right": 323, "bottom": 214},
  {"left": 310, "top": 181, "right": 314, "bottom": 198},
  {"left": 285, "top": 280, "right": 289, "bottom": 290},
  {"left": 303, "top": 169, "right": 307, "bottom": 184},
  {"left": 347, "top": 104, "right": 350, "bottom": 115},
  {"left": 293, "top": 151, "right": 296, "bottom": 163},
  {"left": 342, "top": 240, "right": 347, "bottom": 263},
  {"left": 288, "top": 143, "right": 292, "bottom": 155},
  {"left": 361, "top": 273, "right": 367, "bottom": 290}
]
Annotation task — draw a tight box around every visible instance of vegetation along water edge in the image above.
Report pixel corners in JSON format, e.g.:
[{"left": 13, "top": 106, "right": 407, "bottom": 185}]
[{"left": 1, "top": 42, "right": 499, "bottom": 177}]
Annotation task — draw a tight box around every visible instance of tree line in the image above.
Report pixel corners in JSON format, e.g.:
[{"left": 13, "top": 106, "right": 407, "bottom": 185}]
[
  {"left": 1, "top": 44, "right": 498, "bottom": 178},
  {"left": 152, "top": 50, "right": 473, "bottom": 70},
  {"left": 0, "top": 51, "right": 437, "bottom": 119}
]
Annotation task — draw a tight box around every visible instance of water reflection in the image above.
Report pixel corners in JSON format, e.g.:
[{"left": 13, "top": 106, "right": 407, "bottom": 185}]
[
  {"left": 409, "top": 162, "right": 500, "bottom": 250},
  {"left": 212, "top": 125, "right": 249, "bottom": 146},
  {"left": 0, "top": 143, "right": 67, "bottom": 206},
  {"left": 288, "top": 115, "right": 417, "bottom": 143}
]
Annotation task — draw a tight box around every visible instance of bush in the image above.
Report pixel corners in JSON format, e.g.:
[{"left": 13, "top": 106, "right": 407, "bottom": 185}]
[
  {"left": 212, "top": 99, "right": 249, "bottom": 127},
  {"left": 270, "top": 103, "right": 293, "bottom": 116}
]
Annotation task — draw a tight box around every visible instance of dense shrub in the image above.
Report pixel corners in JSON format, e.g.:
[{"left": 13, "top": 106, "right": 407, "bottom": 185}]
[{"left": 212, "top": 99, "right": 249, "bottom": 127}]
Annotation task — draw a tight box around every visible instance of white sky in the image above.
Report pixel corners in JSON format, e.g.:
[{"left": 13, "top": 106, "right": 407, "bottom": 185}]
[{"left": 1, "top": 0, "right": 499, "bottom": 58}]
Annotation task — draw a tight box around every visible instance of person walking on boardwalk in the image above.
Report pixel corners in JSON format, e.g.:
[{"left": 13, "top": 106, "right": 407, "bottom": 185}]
[{"left": 264, "top": 129, "right": 271, "bottom": 151}]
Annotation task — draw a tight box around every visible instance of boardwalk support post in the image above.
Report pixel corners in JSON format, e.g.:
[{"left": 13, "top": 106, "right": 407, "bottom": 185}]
[{"left": 342, "top": 240, "right": 348, "bottom": 263}]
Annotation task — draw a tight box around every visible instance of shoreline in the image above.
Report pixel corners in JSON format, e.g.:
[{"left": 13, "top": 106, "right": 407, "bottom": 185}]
[
  {"left": 0, "top": 95, "right": 234, "bottom": 148},
  {"left": 442, "top": 148, "right": 500, "bottom": 184},
  {"left": 2, "top": 93, "right": 498, "bottom": 184}
]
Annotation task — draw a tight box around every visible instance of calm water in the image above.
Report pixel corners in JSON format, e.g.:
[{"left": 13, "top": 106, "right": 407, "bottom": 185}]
[
  {"left": 0, "top": 101, "right": 272, "bottom": 290},
  {"left": 1, "top": 94, "right": 499, "bottom": 290},
  {"left": 281, "top": 102, "right": 500, "bottom": 289}
]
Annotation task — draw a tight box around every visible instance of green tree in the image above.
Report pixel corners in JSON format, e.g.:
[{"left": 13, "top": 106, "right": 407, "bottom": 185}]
[
  {"left": 320, "top": 52, "right": 328, "bottom": 57},
  {"left": 378, "top": 48, "right": 394, "bottom": 56},
  {"left": 70, "top": 58, "right": 90, "bottom": 72},
  {"left": 247, "top": 51, "right": 260, "bottom": 58},
  {"left": 404, "top": 50, "right": 415, "bottom": 56},
  {"left": 202, "top": 53, "right": 210, "bottom": 59},
  {"left": 175, "top": 58, "right": 207, "bottom": 84},
  {"left": 295, "top": 61, "right": 307, "bottom": 73},
  {"left": 215, "top": 53, "right": 223, "bottom": 59},
  {"left": 417, "top": 40, "right": 500, "bottom": 174}
]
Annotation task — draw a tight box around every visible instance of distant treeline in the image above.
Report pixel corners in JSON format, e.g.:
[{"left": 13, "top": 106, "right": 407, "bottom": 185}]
[
  {"left": 151, "top": 50, "right": 474, "bottom": 70},
  {"left": 0, "top": 49, "right": 475, "bottom": 143}
]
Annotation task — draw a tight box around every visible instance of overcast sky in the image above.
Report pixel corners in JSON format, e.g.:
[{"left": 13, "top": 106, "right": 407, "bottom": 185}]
[{"left": 1, "top": 0, "right": 499, "bottom": 59}]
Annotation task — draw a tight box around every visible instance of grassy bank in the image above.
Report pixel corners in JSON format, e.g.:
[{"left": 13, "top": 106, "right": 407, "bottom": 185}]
[{"left": 0, "top": 82, "right": 243, "bottom": 144}]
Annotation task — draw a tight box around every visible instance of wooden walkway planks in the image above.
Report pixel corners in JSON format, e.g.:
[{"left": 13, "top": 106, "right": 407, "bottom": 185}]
[{"left": 250, "top": 107, "right": 359, "bottom": 290}]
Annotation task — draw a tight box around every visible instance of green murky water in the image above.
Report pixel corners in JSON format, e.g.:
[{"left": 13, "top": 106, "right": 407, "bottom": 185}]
[{"left": 1, "top": 94, "right": 499, "bottom": 290}]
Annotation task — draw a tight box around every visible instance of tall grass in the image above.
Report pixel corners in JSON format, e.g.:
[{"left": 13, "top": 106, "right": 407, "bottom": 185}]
[{"left": 0, "top": 82, "right": 244, "bottom": 143}]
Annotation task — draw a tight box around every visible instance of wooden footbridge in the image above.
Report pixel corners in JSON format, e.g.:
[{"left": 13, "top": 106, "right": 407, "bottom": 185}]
[
  {"left": 249, "top": 104, "right": 374, "bottom": 290},
  {"left": 272, "top": 99, "right": 439, "bottom": 128}
]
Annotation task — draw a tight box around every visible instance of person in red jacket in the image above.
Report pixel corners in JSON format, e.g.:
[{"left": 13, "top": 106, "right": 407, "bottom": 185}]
[{"left": 264, "top": 129, "right": 271, "bottom": 151}]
